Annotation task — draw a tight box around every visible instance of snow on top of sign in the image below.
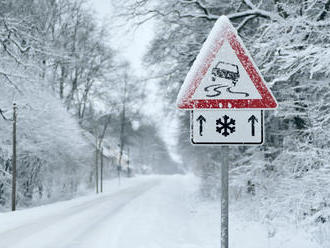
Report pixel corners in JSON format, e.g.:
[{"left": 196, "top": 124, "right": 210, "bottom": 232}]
[
  {"left": 176, "top": 15, "right": 233, "bottom": 107},
  {"left": 176, "top": 15, "right": 278, "bottom": 109}
]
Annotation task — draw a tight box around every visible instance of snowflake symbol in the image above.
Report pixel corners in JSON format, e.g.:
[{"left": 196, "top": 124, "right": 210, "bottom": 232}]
[{"left": 216, "top": 115, "right": 236, "bottom": 137}]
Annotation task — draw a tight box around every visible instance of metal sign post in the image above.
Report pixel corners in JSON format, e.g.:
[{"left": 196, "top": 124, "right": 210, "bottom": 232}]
[
  {"left": 221, "top": 146, "right": 229, "bottom": 248},
  {"left": 100, "top": 147, "right": 104, "bottom": 193},
  {"left": 12, "top": 103, "right": 17, "bottom": 211}
]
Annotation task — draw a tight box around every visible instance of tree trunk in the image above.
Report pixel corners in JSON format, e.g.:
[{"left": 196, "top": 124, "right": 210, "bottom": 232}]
[{"left": 59, "top": 64, "right": 66, "bottom": 99}]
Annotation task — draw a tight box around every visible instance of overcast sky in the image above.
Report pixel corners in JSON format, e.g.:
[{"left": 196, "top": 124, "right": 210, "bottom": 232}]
[
  {"left": 90, "top": 0, "right": 182, "bottom": 164},
  {"left": 91, "top": 0, "right": 154, "bottom": 76},
  {"left": 90, "top": 0, "right": 162, "bottom": 117}
]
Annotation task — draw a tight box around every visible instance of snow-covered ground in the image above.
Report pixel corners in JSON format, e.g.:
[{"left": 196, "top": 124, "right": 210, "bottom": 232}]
[{"left": 0, "top": 175, "right": 323, "bottom": 248}]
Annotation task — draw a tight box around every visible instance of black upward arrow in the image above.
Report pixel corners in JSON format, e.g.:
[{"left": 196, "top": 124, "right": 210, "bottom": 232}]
[
  {"left": 248, "top": 115, "right": 258, "bottom": 136},
  {"left": 196, "top": 115, "right": 206, "bottom": 136}
]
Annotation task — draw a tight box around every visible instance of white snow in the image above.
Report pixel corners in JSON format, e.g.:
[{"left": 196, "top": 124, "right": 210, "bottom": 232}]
[
  {"left": 176, "top": 15, "right": 232, "bottom": 107},
  {"left": 0, "top": 175, "right": 322, "bottom": 248}
]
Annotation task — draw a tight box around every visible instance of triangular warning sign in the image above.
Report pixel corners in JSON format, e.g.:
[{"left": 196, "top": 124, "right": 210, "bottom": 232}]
[{"left": 176, "top": 16, "right": 277, "bottom": 109}]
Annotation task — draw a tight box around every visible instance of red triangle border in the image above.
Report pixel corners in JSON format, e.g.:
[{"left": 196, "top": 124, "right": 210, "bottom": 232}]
[{"left": 177, "top": 18, "right": 277, "bottom": 109}]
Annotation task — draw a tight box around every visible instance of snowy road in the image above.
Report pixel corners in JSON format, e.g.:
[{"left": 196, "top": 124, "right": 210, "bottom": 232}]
[
  {"left": 0, "top": 175, "right": 324, "bottom": 248},
  {"left": 0, "top": 177, "right": 162, "bottom": 248},
  {"left": 0, "top": 175, "right": 205, "bottom": 248}
]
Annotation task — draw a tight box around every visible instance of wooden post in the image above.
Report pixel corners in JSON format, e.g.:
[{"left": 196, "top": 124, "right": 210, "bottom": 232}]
[
  {"left": 11, "top": 103, "right": 17, "bottom": 211},
  {"left": 100, "top": 147, "right": 103, "bottom": 193},
  {"left": 221, "top": 146, "right": 229, "bottom": 248}
]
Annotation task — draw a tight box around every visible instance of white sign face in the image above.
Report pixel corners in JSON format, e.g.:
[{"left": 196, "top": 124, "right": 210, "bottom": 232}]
[
  {"left": 191, "top": 109, "right": 263, "bottom": 145},
  {"left": 192, "top": 40, "right": 262, "bottom": 100}
]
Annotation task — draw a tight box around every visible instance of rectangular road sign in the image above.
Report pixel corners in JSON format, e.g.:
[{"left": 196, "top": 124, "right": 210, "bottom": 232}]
[{"left": 191, "top": 109, "right": 263, "bottom": 145}]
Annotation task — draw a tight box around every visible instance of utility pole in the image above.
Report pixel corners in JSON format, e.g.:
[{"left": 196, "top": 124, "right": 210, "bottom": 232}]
[
  {"left": 12, "top": 103, "right": 17, "bottom": 211},
  {"left": 95, "top": 134, "right": 99, "bottom": 194},
  {"left": 118, "top": 73, "right": 128, "bottom": 184},
  {"left": 94, "top": 114, "right": 111, "bottom": 193},
  {"left": 100, "top": 147, "right": 103, "bottom": 193},
  {"left": 127, "top": 147, "right": 130, "bottom": 177},
  {"left": 221, "top": 146, "right": 229, "bottom": 248}
]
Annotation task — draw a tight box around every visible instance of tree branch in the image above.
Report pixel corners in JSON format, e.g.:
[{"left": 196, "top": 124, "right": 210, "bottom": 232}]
[
  {"left": 0, "top": 108, "right": 13, "bottom": 121},
  {"left": 0, "top": 73, "right": 23, "bottom": 94},
  {"left": 229, "top": 5, "right": 283, "bottom": 22},
  {"left": 237, "top": 15, "right": 256, "bottom": 31},
  {"left": 317, "top": 0, "right": 330, "bottom": 21},
  {"left": 179, "top": 0, "right": 210, "bottom": 16}
]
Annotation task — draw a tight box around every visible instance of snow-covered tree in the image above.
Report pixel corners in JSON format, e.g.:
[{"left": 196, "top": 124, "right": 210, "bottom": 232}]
[{"left": 121, "top": 0, "right": 330, "bottom": 229}]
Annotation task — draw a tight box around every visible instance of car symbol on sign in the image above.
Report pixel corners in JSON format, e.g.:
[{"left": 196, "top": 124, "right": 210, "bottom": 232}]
[{"left": 211, "top": 61, "right": 240, "bottom": 86}]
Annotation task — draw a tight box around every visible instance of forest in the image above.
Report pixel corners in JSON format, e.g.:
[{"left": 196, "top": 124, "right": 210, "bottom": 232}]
[{"left": 0, "top": 0, "right": 178, "bottom": 210}]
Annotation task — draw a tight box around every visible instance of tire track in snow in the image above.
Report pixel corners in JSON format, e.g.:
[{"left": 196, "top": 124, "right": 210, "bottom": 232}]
[{"left": 0, "top": 179, "right": 160, "bottom": 248}]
